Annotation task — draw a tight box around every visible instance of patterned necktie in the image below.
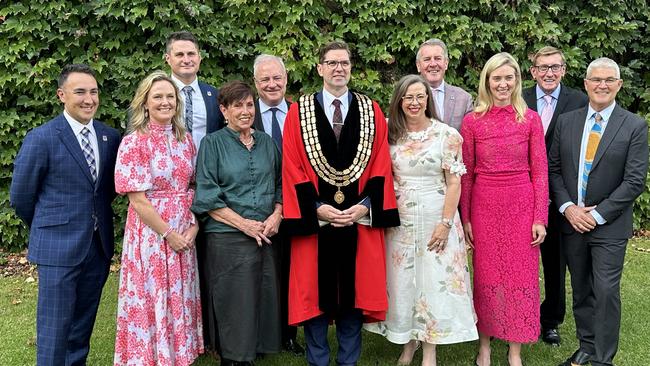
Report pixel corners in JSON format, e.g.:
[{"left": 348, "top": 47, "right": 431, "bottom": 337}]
[
  {"left": 270, "top": 107, "right": 282, "bottom": 154},
  {"left": 581, "top": 112, "right": 603, "bottom": 202},
  {"left": 332, "top": 99, "right": 343, "bottom": 142},
  {"left": 80, "top": 127, "right": 97, "bottom": 182},
  {"left": 540, "top": 94, "right": 554, "bottom": 134},
  {"left": 182, "top": 86, "right": 193, "bottom": 133},
  {"left": 434, "top": 88, "right": 443, "bottom": 121}
]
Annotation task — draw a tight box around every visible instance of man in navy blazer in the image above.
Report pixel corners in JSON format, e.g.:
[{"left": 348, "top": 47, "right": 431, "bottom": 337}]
[
  {"left": 10, "top": 64, "right": 121, "bottom": 365},
  {"left": 550, "top": 58, "right": 648, "bottom": 366},
  {"left": 415, "top": 38, "right": 473, "bottom": 130},
  {"left": 165, "top": 31, "right": 224, "bottom": 151},
  {"left": 523, "top": 46, "right": 588, "bottom": 346}
]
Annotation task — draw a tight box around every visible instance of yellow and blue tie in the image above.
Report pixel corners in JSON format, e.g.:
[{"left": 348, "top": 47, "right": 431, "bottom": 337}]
[{"left": 581, "top": 112, "right": 603, "bottom": 203}]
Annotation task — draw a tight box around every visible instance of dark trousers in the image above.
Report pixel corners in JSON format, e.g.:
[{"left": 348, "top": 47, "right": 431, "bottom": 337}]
[
  {"left": 36, "top": 231, "right": 110, "bottom": 366},
  {"left": 275, "top": 228, "right": 298, "bottom": 343},
  {"left": 303, "top": 309, "right": 363, "bottom": 366},
  {"left": 563, "top": 232, "right": 627, "bottom": 366},
  {"left": 540, "top": 209, "right": 566, "bottom": 329}
]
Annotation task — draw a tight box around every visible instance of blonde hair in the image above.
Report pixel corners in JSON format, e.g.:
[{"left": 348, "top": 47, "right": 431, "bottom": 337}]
[
  {"left": 475, "top": 52, "right": 527, "bottom": 122},
  {"left": 127, "top": 70, "right": 186, "bottom": 141}
]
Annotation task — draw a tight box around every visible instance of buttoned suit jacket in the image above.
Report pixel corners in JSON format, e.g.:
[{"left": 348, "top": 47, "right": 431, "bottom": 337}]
[
  {"left": 523, "top": 84, "right": 588, "bottom": 151},
  {"left": 548, "top": 104, "right": 649, "bottom": 239},
  {"left": 10, "top": 114, "right": 121, "bottom": 266},
  {"left": 441, "top": 83, "right": 473, "bottom": 131},
  {"left": 198, "top": 81, "right": 225, "bottom": 133}
]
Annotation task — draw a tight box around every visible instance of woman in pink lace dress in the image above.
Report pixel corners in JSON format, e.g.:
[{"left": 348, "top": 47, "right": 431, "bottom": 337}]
[
  {"left": 460, "top": 53, "right": 548, "bottom": 366},
  {"left": 113, "top": 71, "right": 203, "bottom": 366}
]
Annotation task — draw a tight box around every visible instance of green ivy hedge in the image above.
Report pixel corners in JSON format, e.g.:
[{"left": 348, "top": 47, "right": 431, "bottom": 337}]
[{"left": 1, "top": 0, "right": 649, "bottom": 251}]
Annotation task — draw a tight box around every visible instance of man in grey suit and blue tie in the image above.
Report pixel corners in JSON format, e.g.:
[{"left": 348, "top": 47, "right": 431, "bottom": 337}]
[
  {"left": 550, "top": 58, "right": 648, "bottom": 366},
  {"left": 252, "top": 54, "right": 305, "bottom": 356},
  {"left": 523, "top": 46, "right": 588, "bottom": 346},
  {"left": 10, "top": 64, "right": 121, "bottom": 365},
  {"left": 415, "top": 38, "right": 473, "bottom": 130}
]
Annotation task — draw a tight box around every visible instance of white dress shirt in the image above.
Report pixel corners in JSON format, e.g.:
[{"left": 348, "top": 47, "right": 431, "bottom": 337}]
[
  {"left": 258, "top": 98, "right": 288, "bottom": 135},
  {"left": 322, "top": 88, "right": 349, "bottom": 127},
  {"left": 171, "top": 75, "right": 208, "bottom": 150},
  {"left": 430, "top": 81, "right": 446, "bottom": 121},
  {"left": 64, "top": 110, "right": 100, "bottom": 173}
]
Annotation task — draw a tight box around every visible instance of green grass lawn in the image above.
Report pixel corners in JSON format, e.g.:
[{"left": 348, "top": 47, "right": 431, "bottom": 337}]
[{"left": 2, "top": 239, "right": 649, "bottom": 365}]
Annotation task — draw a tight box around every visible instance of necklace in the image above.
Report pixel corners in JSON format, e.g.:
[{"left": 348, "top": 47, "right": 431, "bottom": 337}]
[
  {"left": 240, "top": 135, "right": 254, "bottom": 146},
  {"left": 298, "top": 92, "right": 375, "bottom": 204}
]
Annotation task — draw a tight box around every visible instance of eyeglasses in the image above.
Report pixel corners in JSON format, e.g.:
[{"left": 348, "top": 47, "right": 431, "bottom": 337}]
[
  {"left": 255, "top": 75, "right": 285, "bottom": 85},
  {"left": 534, "top": 64, "right": 565, "bottom": 73},
  {"left": 585, "top": 77, "right": 620, "bottom": 86},
  {"left": 322, "top": 60, "right": 352, "bottom": 69},
  {"left": 401, "top": 94, "right": 428, "bottom": 104}
]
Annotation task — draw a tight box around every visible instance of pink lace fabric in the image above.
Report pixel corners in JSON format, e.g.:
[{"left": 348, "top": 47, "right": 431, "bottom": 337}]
[{"left": 460, "top": 106, "right": 548, "bottom": 343}]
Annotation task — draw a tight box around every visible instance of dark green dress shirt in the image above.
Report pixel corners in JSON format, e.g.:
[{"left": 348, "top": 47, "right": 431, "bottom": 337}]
[{"left": 191, "top": 127, "right": 282, "bottom": 233}]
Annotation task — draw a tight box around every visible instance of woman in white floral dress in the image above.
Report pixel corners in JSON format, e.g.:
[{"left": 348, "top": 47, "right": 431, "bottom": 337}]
[{"left": 365, "top": 75, "right": 477, "bottom": 366}]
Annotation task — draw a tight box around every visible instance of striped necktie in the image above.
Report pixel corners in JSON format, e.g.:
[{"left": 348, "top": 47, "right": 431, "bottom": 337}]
[
  {"left": 581, "top": 112, "right": 603, "bottom": 203},
  {"left": 540, "top": 94, "right": 554, "bottom": 134},
  {"left": 80, "top": 127, "right": 97, "bottom": 182}
]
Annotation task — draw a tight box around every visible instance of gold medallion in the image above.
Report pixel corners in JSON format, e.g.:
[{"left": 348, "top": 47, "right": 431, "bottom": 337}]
[{"left": 334, "top": 189, "right": 345, "bottom": 204}]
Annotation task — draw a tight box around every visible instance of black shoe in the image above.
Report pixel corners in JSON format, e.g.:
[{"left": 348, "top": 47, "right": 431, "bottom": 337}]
[
  {"left": 558, "top": 349, "right": 591, "bottom": 366},
  {"left": 283, "top": 339, "right": 305, "bottom": 356},
  {"left": 541, "top": 327, "right": 561, "bottom": 346}
]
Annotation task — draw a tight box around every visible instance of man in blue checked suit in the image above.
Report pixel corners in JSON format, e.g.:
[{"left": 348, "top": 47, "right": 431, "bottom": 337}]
[{"left": 10, "top": 64, "right": 121, "bottom": 365}]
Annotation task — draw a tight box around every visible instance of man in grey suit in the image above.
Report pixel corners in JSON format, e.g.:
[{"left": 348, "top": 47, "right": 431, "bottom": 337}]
[
  {"left": 549, "top": 58, "right": 648, "bottom": 366},
  {"left": 523, "top": 46, "right": 588, "bottom": 346},
  {"left": 415, "top": 38, "right": 473, "bottom": 130},
  {"left": 252, "top": 54, "right": 304, "bottom": 356}
]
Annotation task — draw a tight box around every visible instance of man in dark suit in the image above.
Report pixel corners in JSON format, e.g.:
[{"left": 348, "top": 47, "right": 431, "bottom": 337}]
[
  {"left": 165, "top": 31, "right": 225, "bottom": 356},
  {"left": 252, "top": 54, "right": 305, "bottom": 356},
  {"left": 10, "top": 64, "right": 121, "bottom": 365},
  {"left": 549, "top": 57, "right": 648, "bottom": 366},
  {"left": 523, "top": 46, "right": 588, "bottom": 346},
  {"left": 165, "top": 31, "right": 224, "bottom": 150},
  {"left": 415, "top": 38, "right": 473, "bottom": 130}
]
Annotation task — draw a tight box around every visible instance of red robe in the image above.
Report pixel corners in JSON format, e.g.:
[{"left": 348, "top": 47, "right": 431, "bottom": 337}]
[{"left": 282, "top": 93, "right": 399, "bottom": 325}]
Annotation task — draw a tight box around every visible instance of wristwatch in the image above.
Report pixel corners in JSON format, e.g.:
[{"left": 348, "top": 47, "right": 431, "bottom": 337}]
[{"left": 440, "top": 218, "right": 453, "bottom": 228}]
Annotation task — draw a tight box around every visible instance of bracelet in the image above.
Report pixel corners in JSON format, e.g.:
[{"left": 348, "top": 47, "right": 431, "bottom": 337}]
[
  {"left": 440, "top": 218, "right": 453, "bottom": 228},
  {"left": 161, "top": 226, "right": 174, "bottom": 240}
]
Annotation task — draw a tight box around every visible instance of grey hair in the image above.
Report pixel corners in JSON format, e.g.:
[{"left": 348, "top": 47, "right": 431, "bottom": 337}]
[
  {"left": 416, "top": 38, "right": 449, "bottom": 62},
  {"left": 586, "top": 57, "right": 620, "bottom": 79},
  {"left": 253, "top": 54, "right": 286, "bottom": 78}
]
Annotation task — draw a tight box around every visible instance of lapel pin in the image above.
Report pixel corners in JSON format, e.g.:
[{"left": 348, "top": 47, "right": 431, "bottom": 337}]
[
  {"left": 102, "top": 135, "right": 108, "bottom": 141},
  {"left": 207, "top": 91, "right": 212, "bottom": 96}
]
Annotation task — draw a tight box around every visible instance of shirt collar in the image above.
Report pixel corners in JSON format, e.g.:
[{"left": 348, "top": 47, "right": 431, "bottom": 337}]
[
  {"left": 258, "top": 98, "right": 288, "bottom": 114},
  {"left": 63, "top": 110, "right": 95, "bottom": 136},
  {"left": 587, "top": 101, "right": 616, "bottom": 123},
  {"left": 322, "top": 88, "right": 349, "bottom": 108},
  {"left": 171, "top": 74, "right": 200, "bottom": 94},
  {"left": 536, "top": 83, "right": 561, "bottom": 100},
  {"left": 432, "top": 80, "right": 446, "bottom": 93}
]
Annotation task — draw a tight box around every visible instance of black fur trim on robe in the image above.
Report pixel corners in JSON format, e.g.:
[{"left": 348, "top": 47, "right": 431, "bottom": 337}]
[
  {"left": 362, "top": 176, "right": 401, "bottom": 228},
  {"left": 283, "top": 182, "right": 320, "bottom": 236}
]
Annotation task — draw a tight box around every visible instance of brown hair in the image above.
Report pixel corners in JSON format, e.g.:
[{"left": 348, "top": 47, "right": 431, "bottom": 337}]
[
  {"left": 218, "top": 80, "right": 255, "bottom": 108},
  {"left": 388, "top": 75, "right": 437, "bottom": 144},
  {"left": 318, "top": 41, "right": 352, "bottom": 63}
]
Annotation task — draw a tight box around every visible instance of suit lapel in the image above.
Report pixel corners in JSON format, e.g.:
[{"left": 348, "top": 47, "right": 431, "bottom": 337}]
[
  {"left": 199, "top": 82, "right": 216, "bottom": 133},
  {"left": 56, "top": 116, "right": 95, "bottom": 185},
  {"left": 571, "top": 108, "right": 589, "bottom": 173},
  {"left": 94, "top": 123, "right": 109, "bottom": 190},
  {"left": 591, "top": 105, "right": 625, "bottom": 171},
  {"left": 548, "top": 86, "right": 570, "bottom": 137},
  {"left": 443, "top": 88, "right": 455, "bottom": 124},
  {"left": 254, "top": 99, "right": 264, "bottom": 132},
  {"left": 523, "top": 87, "right": 537, "bottom": 112}
]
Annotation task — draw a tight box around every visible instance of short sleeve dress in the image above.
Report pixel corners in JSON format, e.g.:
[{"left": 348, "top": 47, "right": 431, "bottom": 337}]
[{"left": 113, "top": 124, "right": 203, "bottom": 366}]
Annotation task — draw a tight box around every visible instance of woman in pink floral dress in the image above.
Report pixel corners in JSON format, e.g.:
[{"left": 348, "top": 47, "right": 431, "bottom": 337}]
[
  {"left": 366, "top": 75, "right": 478, "bottom": 366},
  {"left": 113, "top": 71, "right": 203, "bottom": 366},
  {"left": 460, "top": 53, "right": 548, "bottom": 366}
]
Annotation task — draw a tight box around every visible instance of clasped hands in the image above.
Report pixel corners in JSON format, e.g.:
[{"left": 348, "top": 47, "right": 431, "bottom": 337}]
[
  {"left": 317, "top": 204, "right": 368, "bottom": 227},
  {"left": 241, "top": 211, "right": 282, "bottom": 247},
  {"left": 564, "top": 204, "right": 597, "bottom": 233},
  {"left": 166, "top": 224, "right": 199, "bottom": 253}
]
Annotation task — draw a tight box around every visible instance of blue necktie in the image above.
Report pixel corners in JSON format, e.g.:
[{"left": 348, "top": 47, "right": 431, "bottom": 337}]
[
  {"left": 183, "top": 86, "right": 193, "bottom": 133},
  {"left": 270, "top": 107, "right": 282, "bottom": 154}
]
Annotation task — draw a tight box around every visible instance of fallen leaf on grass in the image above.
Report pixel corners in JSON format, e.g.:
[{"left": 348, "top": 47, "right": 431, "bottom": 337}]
[
  {"left": 11, "top": 299, "right": 22, "bottom": 305},
  {"left": 25, "top": 276, "right": 35, "bottom": 283}
]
